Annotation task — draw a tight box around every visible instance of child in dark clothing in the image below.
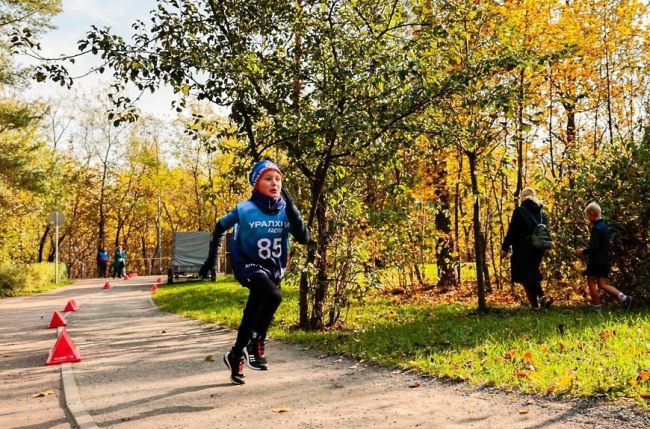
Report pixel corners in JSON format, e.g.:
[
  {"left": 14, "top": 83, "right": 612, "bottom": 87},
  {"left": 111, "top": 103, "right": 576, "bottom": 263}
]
[
  {"left": 199, "top": 160, "right": 310, "bottom": 385},
  {"left": 575, "top": 202, "right": 632, "bottom": 310}
]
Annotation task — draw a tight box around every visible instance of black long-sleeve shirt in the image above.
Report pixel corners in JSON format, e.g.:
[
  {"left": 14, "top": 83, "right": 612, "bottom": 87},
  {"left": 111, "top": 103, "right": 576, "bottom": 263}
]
[{"left": 582, "top": 219, "right": 611, "bottom": 265}]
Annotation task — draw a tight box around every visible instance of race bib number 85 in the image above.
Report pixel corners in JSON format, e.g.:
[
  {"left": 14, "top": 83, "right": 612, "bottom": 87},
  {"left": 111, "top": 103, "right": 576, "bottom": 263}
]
[{"left": 258, "top": 238, "right": 282, "bottom": 259}]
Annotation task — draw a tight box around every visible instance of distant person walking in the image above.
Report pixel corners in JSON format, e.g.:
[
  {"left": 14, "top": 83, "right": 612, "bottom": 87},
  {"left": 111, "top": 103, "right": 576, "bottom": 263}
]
[
  {"left": 97, "top": 247, "right": 109, "bottom": 278},
  {"left": 113, "top": 245, "right": 127, "bottom": 278},
  {"left": 501, "top": 188, "right": 553, "bottom": 310},
  {"left": 200, "top": 160, "right": 310, "bottom": 385},
  {"left": 575, "top": 202, "right": 632, "bottom": 310}
]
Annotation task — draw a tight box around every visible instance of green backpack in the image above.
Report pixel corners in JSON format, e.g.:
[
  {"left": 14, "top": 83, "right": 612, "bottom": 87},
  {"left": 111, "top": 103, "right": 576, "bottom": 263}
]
[{"left": 521, "top": 207, "right": 553, "bottom": 250}]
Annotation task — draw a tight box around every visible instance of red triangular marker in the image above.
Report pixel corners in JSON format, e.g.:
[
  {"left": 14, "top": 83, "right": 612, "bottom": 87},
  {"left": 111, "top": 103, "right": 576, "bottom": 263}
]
[
  {"left": 150, "top": 284, "right": 159, "bottom": 292},
  {"left": 45, "top": 329, "right": 82, "bottom": 365},
  {"left": 63, "top": 299, "right": 79, "bottom": 312},
  {"left": 48, "top": 311, "right": 66, "bottom": 329},
  {"left": 103, "top": 282, "right": 111, "bottom": 289},
  {"left": 156, "top": 277, "right": 162, "bottom": 283}
]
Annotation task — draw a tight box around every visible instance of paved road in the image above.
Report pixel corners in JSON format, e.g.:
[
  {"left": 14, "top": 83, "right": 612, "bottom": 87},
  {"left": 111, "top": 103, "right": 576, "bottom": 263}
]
[{"left": 1, "top": 277, "right": 645, "bottom": 428}]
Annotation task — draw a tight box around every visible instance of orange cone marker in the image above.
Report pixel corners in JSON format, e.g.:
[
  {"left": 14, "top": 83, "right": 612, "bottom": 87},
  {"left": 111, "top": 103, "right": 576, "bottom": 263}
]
[
  {"left": 46, "top": 329, "right": 82, "bottom": 365},
  {"left": 63, "top": 299, "right": 79, "bottom": 312},
  {"left": 48, "top": 311, "right": 67, "bottom": 329}
]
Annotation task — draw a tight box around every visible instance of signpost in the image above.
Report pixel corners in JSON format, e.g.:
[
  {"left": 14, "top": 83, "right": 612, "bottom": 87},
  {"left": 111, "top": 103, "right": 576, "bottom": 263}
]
[{"left": 47, "top": 211, "right": 66, "bottom": 283}]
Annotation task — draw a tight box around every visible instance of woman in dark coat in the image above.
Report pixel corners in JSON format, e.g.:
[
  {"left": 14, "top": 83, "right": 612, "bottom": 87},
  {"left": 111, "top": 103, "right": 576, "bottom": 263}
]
[{"left": 501, "top": 188, "right": 553, "bottom": 309}]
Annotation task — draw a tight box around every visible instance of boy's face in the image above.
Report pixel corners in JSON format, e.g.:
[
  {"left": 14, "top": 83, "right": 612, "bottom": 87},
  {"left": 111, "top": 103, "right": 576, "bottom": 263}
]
[
  {"left": 586, "top": 211, "right": 600, "bottom": 223},
  {"left": 257, "top": 170, "right": 282, "bottom": 198}
]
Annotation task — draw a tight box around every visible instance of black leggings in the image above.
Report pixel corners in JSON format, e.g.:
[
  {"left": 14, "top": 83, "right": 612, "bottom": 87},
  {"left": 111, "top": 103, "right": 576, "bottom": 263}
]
[
  {"left": 233, "top": 273, "right": 282, "bottom": 354},
  {"left": 523, "top": 281, "right": 545, "bottom": 307}
]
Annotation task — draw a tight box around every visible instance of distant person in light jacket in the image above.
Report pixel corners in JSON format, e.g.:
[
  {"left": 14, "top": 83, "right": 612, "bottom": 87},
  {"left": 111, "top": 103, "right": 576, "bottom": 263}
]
[{"left": 113, "top": 245, "right": 126, "bottom": 278}]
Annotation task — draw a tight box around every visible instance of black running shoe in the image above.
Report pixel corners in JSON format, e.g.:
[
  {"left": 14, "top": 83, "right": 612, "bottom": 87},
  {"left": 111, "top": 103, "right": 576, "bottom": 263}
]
[
  {"left": 245, "top": 338, "right": 268, "bottom": 370},
  {"left": 540, "top": 295, "right": 553, "bottom": 310},
  {"left": 224, "top": 350, "right": 245, "bottom": 384}
]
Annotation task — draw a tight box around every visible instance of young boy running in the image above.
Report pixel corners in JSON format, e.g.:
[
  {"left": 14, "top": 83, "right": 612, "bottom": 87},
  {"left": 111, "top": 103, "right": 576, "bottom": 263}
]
[
  {"left": 199, "top": 160, "right": 310, "bottom": 384},
  {"left": 575, "top": 202, "right": 632, "bottom": 310}
]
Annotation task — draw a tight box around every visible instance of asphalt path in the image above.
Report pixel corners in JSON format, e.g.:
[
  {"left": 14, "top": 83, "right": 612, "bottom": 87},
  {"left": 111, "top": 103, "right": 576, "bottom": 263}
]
[{"left": 1, "top": 276, "right": 644, "bottom": 428}]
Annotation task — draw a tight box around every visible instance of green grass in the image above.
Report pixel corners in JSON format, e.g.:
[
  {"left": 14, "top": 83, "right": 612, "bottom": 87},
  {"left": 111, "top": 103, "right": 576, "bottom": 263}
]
[
  {"left": 154, "top": 276, "right": 650, "bottom": 404},
  {"left": 18, "top": 278, "right": 74, "bottom": 295}
]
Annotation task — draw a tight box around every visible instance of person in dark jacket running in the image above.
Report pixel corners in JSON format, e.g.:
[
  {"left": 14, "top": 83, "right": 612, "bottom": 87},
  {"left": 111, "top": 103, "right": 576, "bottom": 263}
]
[
  {"left": 501, "top": 188, "right": 553, "bottom": 309},
  {"left": 575, "top": 201, "right": 632, "bottom": 310},
  {"left": 199, "top": 160, "right": 310, "bottom": 385}
]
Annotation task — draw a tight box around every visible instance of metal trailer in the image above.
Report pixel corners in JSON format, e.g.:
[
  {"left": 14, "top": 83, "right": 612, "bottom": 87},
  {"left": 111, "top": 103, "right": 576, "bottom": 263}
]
[{"left": 167, "top": 231, "right": 213, "bottom": 284}]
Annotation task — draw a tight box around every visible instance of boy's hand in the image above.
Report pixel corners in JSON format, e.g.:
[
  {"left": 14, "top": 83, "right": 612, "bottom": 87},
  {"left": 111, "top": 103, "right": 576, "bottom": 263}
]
[{"left": 575, "top": 248, "right": 584, "bottom": 256}]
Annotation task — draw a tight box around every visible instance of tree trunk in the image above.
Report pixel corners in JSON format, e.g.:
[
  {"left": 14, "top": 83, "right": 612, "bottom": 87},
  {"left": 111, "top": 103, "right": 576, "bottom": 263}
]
[
  {"left": 454, "top": 151, "right": 463, "bottom": 285},
  {"left": 310, "top": 193, "right": 330, "bottom": 330},
  {"left": 38, "top": 225, "right": 51, "bottom": 263},
  {"left": 433, "top": 156, "right": 456, "bottom": 288},
  {"left": 299, "top": 245, "right": 315, "bottom": 328},
  {"left": 515, "top": 68, "right": 525, "bottom": 197},
  {"left": 467, "top": 152, "right": 487, "bottom": 312},
  {"left": 548, "top": 70, "right": 556, "bottom": 179},
  {"left": 564, "top": 100, "right": 577, "bottom": 187}
]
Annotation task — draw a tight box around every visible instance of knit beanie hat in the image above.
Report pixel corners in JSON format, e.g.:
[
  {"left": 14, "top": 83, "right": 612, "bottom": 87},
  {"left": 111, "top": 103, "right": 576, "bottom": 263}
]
[{"left": 249, "top": 160, "right": 282, "bottom": 188}]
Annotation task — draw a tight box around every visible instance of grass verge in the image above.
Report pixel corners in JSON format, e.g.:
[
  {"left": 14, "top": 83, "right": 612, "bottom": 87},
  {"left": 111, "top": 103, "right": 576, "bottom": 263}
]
[{"left": 154, "top": 276, "right": 650, "bottom": 404}]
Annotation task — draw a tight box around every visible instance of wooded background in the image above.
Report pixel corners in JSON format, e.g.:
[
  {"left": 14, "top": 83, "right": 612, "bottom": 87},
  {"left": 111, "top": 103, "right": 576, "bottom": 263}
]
[{"left": 3, "top": 0, "right": 650, "bottom": 328}]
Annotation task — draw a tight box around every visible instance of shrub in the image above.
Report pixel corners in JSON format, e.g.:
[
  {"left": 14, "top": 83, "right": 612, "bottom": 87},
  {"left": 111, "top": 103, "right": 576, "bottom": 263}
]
[
  {"left": 551, "top": 130, "right": 650, "bottom": 299},
  {"left": 0, "top": 263, "right": 29, "bottom": 297},
  {"left": 0, "top": 262, "right": 68, "bottom": 297}
]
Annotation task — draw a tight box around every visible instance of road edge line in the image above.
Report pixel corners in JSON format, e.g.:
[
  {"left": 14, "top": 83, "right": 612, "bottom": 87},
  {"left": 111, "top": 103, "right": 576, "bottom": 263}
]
[{"left": 56, "top": 326, "right": 98, "bottom": 429}]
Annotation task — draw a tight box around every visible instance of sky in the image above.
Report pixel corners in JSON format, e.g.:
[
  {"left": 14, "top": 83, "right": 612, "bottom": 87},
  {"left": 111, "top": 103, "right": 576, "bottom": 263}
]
[{"left": 21, "top": 0, "right": 177, "bottom": 119}]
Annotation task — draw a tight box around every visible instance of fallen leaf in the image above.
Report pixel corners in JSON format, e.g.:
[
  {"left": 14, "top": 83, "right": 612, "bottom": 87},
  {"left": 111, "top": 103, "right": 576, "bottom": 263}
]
[
  {"left": 32, "top": 390, "right": 54, "bottom": 398},
  {"left": 519, "top": 408, "right": 529, "bottom": 414},
  {"left": 514, "top": 371, "right": 529, "bottom": 378},
  {"left": 637, "top": 370, "right": 650, "bottom": 382},
  {"left": 409, "top": 382, "right": 421, "bottom": 388},
  {"left": 546, "top": 386, "right": 556, "bottom": 394},
  {"left": 122, "top": 417, "right": 132, "bottom": 421},
  {"left": 272, "top": 407, "right": 292, "bottom": 413},
  {"left": 210, "top": 393, "right": 223, "bottom": 398},
  {"left": 504, "top": 350, "right": 516, "bottom": 361},
  {"left": 2, "top": 354, "right": 14, "bottom": 358},
  {"left": 599, "top": 330, "right": 612, "bottom": 339},
  {"left": 161, "top": 330, "right": 166, "bottom": 334},
  {"left": 523, "top": 352, "right": 534, "bottom": 364},
  {"left": 205, "top": 354, "right": 214, "bottom": 362}
]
